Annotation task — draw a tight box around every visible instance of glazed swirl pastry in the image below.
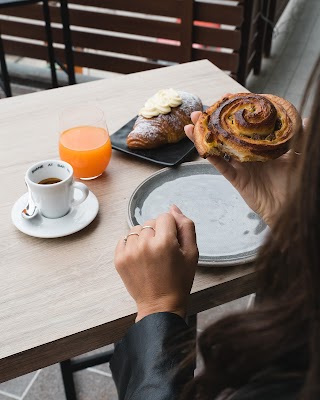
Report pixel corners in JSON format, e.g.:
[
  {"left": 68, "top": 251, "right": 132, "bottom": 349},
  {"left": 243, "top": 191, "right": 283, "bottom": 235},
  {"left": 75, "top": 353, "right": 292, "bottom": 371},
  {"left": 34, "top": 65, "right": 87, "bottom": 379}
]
[
  {"left": 127, "top": 91, "right": 202, "bottom": 149},
  {"left": 194, "top": 93, "right": 301, "bottom": 162}
]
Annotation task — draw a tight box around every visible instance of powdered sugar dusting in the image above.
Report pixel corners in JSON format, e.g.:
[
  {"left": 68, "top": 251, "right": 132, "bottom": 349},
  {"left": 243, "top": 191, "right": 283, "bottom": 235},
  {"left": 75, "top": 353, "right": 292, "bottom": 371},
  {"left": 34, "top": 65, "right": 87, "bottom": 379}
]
[
  {"left": 177, "top": 91, "right": 202, "bottom": 115},
  {"left": 127, "top": 91, "right": 202, "bottom": 148}
]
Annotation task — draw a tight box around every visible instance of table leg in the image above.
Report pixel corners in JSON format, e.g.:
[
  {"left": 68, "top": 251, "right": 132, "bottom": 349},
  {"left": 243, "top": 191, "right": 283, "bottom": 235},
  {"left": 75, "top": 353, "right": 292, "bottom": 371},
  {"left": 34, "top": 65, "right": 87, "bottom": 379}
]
[
  {"left": 59, "top": 349, "right": 114, "bottom": 400},
  {"left": 60, "top": 360, "right": 77, "bottom": 400}
]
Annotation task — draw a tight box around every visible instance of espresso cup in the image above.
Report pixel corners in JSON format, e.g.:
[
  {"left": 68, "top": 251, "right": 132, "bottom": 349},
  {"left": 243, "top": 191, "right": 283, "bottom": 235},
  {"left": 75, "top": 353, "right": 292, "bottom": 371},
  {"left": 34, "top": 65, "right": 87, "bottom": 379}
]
[{"left": 25, "top": 160, "right": 89, "bottom": 219}]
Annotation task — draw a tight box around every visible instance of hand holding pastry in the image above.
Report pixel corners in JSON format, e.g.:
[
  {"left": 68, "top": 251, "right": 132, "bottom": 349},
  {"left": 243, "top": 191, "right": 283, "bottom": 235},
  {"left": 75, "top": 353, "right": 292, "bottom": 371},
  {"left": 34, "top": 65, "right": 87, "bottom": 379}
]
[
  {"left": 193, "top": 93, "right": 301, "bottom": 162},
  {"left": 185, "top": 101, "right": 302, "bottom": 229},
  {"left": 114, "top": 205, "right": 198, "bottom": 322}
]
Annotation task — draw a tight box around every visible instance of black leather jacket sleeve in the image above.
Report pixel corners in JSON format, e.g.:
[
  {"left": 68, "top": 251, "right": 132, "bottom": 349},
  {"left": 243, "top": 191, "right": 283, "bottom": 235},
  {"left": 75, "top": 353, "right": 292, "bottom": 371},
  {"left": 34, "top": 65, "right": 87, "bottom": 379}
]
[{"left": 110, "top": 312, "right": 195, "bottom": 400}]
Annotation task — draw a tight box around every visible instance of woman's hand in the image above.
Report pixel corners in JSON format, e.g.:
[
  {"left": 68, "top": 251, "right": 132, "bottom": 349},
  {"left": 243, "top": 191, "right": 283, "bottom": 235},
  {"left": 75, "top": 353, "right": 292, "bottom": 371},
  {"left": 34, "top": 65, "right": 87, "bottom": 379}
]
[
  {"left": 184, "top": 111, "right": 299, "bottom": 229},
  {"left": 114, "top": 205, "right": 198, "bottom": 322}
]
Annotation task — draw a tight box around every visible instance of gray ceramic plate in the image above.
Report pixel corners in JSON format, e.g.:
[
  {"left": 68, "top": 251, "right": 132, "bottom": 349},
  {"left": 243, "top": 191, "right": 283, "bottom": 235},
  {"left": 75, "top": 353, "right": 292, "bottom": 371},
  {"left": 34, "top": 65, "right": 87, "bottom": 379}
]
[{"left": 127, "top": 161, "right": 269, "bottom": 267}]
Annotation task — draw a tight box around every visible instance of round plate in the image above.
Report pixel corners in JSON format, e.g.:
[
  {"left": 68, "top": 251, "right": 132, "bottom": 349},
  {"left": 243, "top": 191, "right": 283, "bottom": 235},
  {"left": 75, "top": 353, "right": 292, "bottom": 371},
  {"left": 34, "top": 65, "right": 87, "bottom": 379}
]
[
  {"left": 12, "top": 190, "right": 99, "bottom": 238},
  {"left": 128, "top": 161, "right": 269, "bottom": 266}
]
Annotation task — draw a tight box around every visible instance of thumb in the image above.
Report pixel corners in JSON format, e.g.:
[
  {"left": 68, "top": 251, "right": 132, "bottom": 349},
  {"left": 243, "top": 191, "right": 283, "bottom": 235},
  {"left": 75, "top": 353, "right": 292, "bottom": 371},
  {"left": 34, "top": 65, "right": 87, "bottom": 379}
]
[
  {"left": 184, "top": 124, "right": 195, "bottom": 142},
  {"left": 170, "top": 204, "right": 183, "bottom": 215},
  {"left": 169, "top": 205, "right": 197, "bottom": 255}
]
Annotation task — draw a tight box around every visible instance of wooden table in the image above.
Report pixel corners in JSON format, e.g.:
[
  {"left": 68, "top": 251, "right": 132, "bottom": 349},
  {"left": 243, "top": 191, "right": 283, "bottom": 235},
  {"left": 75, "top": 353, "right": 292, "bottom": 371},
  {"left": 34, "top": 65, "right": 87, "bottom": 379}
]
[{"left": 0, "top": 60, "right": 256, "bottom": 383}]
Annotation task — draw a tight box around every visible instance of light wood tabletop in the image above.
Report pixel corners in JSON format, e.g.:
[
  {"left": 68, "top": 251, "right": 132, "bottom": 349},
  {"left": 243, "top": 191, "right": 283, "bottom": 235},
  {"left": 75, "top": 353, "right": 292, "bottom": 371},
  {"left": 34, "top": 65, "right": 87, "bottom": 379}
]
[{"left": 0, "top": 60, "right": 256, "bottom": 383}]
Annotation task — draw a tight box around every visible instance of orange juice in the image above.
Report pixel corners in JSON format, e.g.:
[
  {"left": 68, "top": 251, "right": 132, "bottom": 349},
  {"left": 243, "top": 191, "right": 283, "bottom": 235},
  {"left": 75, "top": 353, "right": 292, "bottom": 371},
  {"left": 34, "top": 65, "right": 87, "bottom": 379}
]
[{"left": 59, "top": 125, "right": 112, "bottom": 179}]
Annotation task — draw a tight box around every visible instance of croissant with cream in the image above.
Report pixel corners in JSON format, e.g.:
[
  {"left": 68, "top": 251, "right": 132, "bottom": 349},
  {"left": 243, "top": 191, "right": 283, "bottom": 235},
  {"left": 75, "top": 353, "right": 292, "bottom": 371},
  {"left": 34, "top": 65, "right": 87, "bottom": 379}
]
[
  {"left": 193, "top": 93, "right": 301, "bottom": 162},
  {"left": 127, "top": 90, "right": 202, "bottom": 149}
]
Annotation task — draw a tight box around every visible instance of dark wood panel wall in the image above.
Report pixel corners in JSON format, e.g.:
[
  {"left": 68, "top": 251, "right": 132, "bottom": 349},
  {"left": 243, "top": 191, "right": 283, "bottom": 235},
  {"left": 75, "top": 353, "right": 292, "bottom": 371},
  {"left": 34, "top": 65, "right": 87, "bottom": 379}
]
[{"left": 0, "top": 0, "right": 265, "bottom": 85}]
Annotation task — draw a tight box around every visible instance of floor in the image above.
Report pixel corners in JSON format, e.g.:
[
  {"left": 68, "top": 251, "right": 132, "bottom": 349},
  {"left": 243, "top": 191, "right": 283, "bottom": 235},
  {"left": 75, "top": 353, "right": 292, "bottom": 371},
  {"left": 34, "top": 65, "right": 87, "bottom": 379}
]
[{"left": 1, "top": 0, "right": 319, "bottom": 398}]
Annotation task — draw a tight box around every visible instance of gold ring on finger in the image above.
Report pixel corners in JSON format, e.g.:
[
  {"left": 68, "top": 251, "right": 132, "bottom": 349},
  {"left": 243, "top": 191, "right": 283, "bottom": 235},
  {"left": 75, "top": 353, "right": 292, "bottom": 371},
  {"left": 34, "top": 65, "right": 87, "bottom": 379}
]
[
  {"left": 123, "top": 232, "right": 139, "bottom": 244},
  {"left": 141, "top": 226, "right": 156, "bottom": 232}
]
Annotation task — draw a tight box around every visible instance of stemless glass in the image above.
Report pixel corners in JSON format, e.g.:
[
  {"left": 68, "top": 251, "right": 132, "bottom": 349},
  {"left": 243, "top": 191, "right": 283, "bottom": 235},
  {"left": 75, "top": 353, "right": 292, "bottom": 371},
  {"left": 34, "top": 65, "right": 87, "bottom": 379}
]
[{"left": 59, "top": 104, "right": 112, "bottom": 180}]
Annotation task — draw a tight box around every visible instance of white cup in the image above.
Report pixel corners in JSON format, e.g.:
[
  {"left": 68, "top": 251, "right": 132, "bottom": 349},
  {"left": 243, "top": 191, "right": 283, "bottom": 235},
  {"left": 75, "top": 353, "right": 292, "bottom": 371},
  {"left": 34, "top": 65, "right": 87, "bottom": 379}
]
[{"left": 25, "top": 160, "right": 89, "bottom": 219}]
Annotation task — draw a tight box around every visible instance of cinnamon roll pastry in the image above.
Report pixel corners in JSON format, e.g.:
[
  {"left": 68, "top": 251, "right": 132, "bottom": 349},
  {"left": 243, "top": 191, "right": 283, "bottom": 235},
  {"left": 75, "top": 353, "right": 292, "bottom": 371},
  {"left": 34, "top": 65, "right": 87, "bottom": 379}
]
[
  {"left": 127, "top": 89, "right": 202, "bottom": 149},
  {"left": 193, "top": 93, "right": 301, "bottom": 162}
]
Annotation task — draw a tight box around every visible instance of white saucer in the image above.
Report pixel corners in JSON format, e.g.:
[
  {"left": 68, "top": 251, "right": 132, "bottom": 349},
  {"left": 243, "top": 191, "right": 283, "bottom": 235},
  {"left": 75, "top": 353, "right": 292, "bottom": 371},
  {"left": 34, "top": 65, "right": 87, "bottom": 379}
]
[{"left": 11, "top": 190, "right": 99, "bottom": 238}]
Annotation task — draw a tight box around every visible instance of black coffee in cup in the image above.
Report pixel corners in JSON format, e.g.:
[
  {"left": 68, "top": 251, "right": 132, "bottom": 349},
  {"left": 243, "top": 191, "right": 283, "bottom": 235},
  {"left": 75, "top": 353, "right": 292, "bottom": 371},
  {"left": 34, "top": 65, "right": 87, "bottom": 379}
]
[{"left": 38, "top": 178, "right": 62, "bottom": 185}]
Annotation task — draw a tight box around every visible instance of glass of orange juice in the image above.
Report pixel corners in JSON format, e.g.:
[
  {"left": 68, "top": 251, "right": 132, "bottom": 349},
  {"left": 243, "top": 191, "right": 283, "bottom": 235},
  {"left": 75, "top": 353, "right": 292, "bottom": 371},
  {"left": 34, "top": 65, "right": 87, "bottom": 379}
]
[{"left": 59, "top": 104, "right": 112, "bottom": 180}]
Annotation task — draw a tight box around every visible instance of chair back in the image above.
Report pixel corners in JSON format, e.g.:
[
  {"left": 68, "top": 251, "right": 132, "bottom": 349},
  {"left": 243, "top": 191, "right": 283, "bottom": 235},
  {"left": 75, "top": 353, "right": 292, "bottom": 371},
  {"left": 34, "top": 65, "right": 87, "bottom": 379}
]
[{"left": 0, "top": 0, "right": 264, "bottom": 84}]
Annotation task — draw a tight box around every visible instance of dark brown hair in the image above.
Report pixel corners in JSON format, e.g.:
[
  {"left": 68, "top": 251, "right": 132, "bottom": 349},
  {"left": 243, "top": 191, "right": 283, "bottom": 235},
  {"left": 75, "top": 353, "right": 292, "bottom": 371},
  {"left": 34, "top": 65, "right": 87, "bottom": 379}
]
[{"left": 184, "top": 56, "right": 320, "bottom": 400}]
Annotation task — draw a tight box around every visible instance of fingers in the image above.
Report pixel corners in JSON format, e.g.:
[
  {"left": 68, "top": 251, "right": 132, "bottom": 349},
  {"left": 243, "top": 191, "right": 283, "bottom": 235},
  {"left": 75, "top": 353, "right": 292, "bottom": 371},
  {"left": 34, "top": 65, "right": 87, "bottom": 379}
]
[
  {"left": 184, "top": 124, "right": 194, "bottom": 142},
  {"left": 155, "top": 212, "right": 177, "bottom": 241},
  {"left": 170, "top": 204, "right": 182, "bottom": 214},
  {"left": 191, "top": 111, "right": 202, "bottom": 124},
  {"left": 119, "top": 220, "right": 156, "bottom": 251},
  {"left": 185, "top": 100, "right": 232, "bottom": 144},
  {"left": 184, "top": 125, "right": 239, "bottom": 186},
  {"left": 169, "top": 205, "right": 198, "bottom": 259},
  {"left": 123, "top": 225, "right": 142, "bottom": 251},
  {"left": 115, "top": 226, "right": 141, "bottom": 265},
  {"left": 206, "top": 155, "right": 238, "bottom": 185},
  {"left": 120, "top": 214, "right": 175, "bottom": 253},
  {"left": 184, "top": 111, "right": 202, "bottom": 142},
  {"left": 139, "top": 219, "right": 156, "bottom": 239},
  {"left": 120, "top": 210, "right": 196, "bottom": 259},
  {"left": 184, "top": 107, "right": 239, "bottom": 187},
  {"left": 115, "top": 237, "right": 125, "bottom": 262}
]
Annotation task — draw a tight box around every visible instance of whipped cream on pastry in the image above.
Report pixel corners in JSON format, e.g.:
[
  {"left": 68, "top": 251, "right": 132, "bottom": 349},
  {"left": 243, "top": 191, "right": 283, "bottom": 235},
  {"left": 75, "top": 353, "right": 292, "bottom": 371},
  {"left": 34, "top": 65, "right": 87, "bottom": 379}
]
[
  {"left": 139, "top": 89, "right": 182, "bottom": 118},
  {"left": 127, "top": 91, "right": 203, "bottom": 149}
]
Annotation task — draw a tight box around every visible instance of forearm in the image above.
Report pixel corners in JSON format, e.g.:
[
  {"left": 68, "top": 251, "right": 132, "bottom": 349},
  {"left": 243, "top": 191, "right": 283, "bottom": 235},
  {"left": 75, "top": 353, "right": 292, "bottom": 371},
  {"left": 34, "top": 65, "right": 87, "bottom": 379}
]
[{"left": 110, "top": 312, "right": 195, "bottom": 400}]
